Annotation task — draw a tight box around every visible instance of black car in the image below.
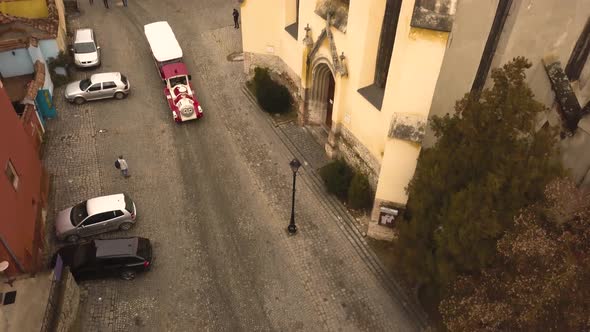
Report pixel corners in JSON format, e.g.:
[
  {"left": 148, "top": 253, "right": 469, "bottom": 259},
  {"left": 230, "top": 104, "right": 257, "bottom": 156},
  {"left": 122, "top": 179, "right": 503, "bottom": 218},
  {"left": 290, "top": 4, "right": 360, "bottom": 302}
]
[{"left": 52, "top": 237, "right": 152, "bottom": 280}]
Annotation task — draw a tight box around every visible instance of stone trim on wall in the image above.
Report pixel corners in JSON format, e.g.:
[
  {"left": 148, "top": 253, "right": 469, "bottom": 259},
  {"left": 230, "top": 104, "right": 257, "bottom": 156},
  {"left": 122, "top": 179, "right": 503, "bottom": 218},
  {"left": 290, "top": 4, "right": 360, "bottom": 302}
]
[
  {"left": 54, "top": 267, "right": 80, "bottom": 332},
  {"left": 543, "top": 55, "right": 585, "bottom": 132},
  {"left": 314, "top": 0, "right": 349, "bottom": 33},
  {"left": 307, "top": 57, "right": 335, "bottom": 126},
  {"left": 243, "top": 52, "right": 302, "bottom": 89},
  {"left": 244, "top": 52, "right": 302, "bottom": 95},
  {"left": 328, "top": 124, "right": 381, "bottom": 189},
  {"left": 388, "top": 113, "right": 426, "bottom": 143},
  {"left": 306, "top": 14, "right": 347, "bottom": 77},
  {"left": 243, "top": 51, "right": 304, "bottom": 121}
]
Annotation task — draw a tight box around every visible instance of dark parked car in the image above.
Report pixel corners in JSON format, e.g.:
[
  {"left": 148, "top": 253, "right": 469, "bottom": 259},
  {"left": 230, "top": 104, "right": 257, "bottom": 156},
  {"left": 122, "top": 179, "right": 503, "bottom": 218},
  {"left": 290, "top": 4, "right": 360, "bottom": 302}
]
[{"left": 52, "top": 237, "right": 152, "bottom": 280}]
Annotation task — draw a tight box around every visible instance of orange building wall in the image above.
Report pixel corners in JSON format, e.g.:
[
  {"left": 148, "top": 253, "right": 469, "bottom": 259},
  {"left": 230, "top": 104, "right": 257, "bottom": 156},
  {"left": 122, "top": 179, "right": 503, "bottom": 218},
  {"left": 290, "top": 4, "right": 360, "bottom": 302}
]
[{"left": 0, "top": 82, "right": 43, "bottom": 275}]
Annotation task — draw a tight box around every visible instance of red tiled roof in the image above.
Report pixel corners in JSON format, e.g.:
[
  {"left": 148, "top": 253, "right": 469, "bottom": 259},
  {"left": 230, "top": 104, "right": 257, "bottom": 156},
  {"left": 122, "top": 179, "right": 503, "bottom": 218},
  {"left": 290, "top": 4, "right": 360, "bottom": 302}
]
[{"left": 24, "top": 61, "right": 46, "bottom": 101}]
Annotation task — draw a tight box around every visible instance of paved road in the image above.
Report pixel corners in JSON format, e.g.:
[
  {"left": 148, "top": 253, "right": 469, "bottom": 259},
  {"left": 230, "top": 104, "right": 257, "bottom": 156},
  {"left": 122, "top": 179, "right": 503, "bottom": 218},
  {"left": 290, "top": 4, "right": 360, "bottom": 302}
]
[{"left": 43, "top": 0, "right": 420, "bottom": 331}]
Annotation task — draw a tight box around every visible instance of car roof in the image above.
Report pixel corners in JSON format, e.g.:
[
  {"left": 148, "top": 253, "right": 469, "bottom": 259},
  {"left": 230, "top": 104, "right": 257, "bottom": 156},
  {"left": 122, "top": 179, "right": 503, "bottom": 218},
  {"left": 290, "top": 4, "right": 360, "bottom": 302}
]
[
  {"left": 95, "top": 237, "right": 138, "bottom": 258},
  {"left": 90, "top": 72, "right": 122, "bottom": 83},
  {"left": 144, "top": 21, "right": 183, "bottom": 62},
  {"left": 86, "top": 193, "right": 125, "bottom": 215},
  {"left": 75, "top": 28, "right": 94, "bottom": 43},
  {"left": 162, "top": 63, "right": 188, "bottom": 79}
]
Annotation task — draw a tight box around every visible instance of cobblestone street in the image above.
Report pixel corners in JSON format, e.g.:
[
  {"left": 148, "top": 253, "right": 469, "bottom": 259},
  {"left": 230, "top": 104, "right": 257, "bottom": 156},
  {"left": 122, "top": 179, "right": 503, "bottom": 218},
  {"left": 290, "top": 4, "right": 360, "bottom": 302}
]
[{"left": 42, "top": 0, "right": 423, "bottom": 331}]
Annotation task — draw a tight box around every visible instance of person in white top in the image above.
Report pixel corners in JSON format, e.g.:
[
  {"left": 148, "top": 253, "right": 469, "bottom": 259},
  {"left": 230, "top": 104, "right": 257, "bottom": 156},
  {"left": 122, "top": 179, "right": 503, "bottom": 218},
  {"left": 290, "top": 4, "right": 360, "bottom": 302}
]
[{"left": 117, "top": 155, "right": 130, "bottom": 178}]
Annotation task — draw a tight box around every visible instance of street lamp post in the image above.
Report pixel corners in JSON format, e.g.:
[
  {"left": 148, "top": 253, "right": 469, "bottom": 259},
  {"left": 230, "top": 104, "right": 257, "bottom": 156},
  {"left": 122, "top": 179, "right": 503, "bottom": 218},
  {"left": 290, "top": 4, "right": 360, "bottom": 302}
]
[{"left": 288, "top": 158, "right": 302, "bottom": 234}]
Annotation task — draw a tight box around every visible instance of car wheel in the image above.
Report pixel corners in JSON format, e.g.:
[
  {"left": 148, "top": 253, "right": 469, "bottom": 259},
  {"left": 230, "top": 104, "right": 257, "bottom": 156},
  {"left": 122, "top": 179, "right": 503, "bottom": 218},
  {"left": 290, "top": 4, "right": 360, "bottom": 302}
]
[
  {"left": 66, "top": 234, "right": 79, "bottom": 243},
  {"left": 119, "top": 222, "right": 133, "bottom": 231},
  {"left": 120, "top": 270, "right": 136, "bottom": 280},
  {"left": 114, "top": 92, "right": 126, "bottom": 100},
  {"left": 74, "top": 97, "right": 86, "bottom": 105}
]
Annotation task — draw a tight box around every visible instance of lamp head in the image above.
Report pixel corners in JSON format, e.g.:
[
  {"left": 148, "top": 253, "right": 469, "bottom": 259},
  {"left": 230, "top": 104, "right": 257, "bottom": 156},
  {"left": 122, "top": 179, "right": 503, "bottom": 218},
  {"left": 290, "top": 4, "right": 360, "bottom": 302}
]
[{"left": 289, "top": 158, "right": 302, "bottom": 173}]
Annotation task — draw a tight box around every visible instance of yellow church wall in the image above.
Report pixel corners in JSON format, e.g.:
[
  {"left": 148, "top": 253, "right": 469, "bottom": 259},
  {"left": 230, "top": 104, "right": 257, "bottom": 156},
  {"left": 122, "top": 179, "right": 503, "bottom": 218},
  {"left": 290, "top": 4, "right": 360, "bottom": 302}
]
[
  {"left": 241, "top": 0, "right": 448, "bottom": 208},
  {"left": 241, "top": 0, "right": 282, "bottom": 58},
  {"left": 376, "top": 139, "right": 420, "bottom": 204},
  {"left": 374, "top": 0, "right": 449, "bottom": 205}
]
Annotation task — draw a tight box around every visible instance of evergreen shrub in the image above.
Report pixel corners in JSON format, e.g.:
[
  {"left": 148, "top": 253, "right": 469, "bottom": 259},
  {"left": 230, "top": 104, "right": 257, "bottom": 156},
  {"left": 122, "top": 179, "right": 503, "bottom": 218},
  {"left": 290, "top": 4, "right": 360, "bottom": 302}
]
[
  {"left": 347, "top": 173, "right": 373, "bottom": 210},
  {"left": 319, "top": 159, "right": 354, "bottom": 200},
  {"left": 253, "top": 67, "right": 292, "bottom": 114}
]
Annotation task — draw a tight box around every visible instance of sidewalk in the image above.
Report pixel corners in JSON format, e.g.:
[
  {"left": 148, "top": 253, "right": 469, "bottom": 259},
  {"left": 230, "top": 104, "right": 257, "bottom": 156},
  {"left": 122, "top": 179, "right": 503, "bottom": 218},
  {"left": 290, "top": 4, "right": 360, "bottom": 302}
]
[
  {"left": 192, "top": 23, "right": 430, "bottom": 331},
  {"left": 241, "top": 86, "right": 430, "bottom": 330}
]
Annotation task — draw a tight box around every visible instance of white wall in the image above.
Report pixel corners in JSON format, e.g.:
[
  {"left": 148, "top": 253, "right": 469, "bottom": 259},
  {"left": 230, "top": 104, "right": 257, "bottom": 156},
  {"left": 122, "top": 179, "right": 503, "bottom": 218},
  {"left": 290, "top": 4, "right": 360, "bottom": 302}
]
[
  {"left": 27, "top": 45, "right": 53, "bottom": 95},
  {"left": 39, "top": 39, "right": 60, "bottom": 60},
  {"left": 0, "top": 49, "right": 34, "bottom": 77}
]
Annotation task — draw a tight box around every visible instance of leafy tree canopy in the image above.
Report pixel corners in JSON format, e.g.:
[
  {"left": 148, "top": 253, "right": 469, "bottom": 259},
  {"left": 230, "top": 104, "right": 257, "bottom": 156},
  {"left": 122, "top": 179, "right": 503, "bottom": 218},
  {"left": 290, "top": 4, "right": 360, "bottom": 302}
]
[
  {"left": 441, "top": 178, "right": 590, "bottom": 331},
  {"left": 394, "top": 57, "right": 562, "bottom": 292}
]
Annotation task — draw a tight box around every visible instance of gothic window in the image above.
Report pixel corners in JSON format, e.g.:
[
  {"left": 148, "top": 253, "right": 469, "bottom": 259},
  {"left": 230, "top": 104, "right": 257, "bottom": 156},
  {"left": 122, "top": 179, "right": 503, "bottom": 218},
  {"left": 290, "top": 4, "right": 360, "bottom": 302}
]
[
  {"left": 375, "top": 0, "right": 403, "bottom": 89},
  {"left": 471, "top": 0, "right": 512, "bottom": 93},
  {"left": 565, "top": 18, "right": 590, "bottom": 82},
  {"left": 285, "top": 0, "right": 300, "bottom": 40},
  {"left": 358, "top": 0, "right": 403, "bottom": 110}
]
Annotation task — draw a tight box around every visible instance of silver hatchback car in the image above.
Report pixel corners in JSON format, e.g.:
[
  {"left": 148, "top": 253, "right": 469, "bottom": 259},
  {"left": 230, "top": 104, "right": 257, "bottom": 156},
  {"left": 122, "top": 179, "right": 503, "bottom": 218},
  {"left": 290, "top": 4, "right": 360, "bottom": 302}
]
[
  {"left": 55, "top": 193, "right": 138, "bottom": 242},
  {"left": 72, "top": 28, "right": 101, "bottom": 68},
  {"left": 65, "top": 72, "right": 130, "bottom": 105}
]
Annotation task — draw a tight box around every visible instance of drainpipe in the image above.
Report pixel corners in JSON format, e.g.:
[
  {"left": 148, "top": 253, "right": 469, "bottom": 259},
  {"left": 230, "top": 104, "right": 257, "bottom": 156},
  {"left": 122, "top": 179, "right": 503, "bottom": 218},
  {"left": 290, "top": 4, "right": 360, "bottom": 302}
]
[{"left": 0, "top": 235, "right": 26, "bottom": 273}]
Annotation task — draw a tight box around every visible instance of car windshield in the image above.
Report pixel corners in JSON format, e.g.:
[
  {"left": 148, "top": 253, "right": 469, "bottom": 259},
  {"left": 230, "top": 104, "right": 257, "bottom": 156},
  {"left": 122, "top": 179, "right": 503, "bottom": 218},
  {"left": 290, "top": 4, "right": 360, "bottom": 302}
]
[
  {"left": 169, "top": 76, "right": 187, "bottom": 87},
  {"left": 74, "top": 42, "right": 96, "bottom": 53},
  {"left": 70, "top": 201, "right": 89, "bottom": 226},
  {"left": 79, "top": 79, "right": 91, "bottom": 91},
  {"left": 124, "top": 193, "right": 134, "bottom": 213}
]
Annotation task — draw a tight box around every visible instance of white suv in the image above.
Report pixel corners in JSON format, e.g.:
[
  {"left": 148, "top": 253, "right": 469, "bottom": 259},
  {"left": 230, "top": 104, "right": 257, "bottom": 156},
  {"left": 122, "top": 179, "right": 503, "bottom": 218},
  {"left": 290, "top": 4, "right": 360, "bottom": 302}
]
[
  {"left": 55, "top": 193, "right": 138, "bottom": 242},
  {"left": 72, "top": 28, "right": 101, "bottom": 68}
]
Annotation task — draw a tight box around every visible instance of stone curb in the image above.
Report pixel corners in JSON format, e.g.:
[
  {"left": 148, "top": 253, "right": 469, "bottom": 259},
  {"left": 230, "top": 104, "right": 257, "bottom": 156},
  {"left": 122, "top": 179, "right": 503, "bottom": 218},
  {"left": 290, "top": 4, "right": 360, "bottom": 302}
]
[{"left": 241, "top": 85, "right": 431, "bottom": 330}]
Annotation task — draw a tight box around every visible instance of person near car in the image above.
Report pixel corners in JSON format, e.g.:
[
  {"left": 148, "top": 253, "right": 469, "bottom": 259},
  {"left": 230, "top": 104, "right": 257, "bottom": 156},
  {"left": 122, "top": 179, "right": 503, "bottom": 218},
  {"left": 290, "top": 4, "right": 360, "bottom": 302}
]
[
  {"left": 233, "top": 9, "right": 240, "bottom": 29},
  {"left": 117, "top": 155, "right": 130, "bottom": 177}
]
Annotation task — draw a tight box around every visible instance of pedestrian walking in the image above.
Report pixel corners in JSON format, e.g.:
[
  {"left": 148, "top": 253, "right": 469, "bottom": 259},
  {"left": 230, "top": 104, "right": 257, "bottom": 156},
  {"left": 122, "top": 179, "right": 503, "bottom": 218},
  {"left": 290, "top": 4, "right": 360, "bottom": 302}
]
[
  {"left": 103, "top": 0, "right": 109, "bottom": 8},
  {"left": 122, "top": 0, "right": 128, "bottom": 7},
  {"left": 233, "top": 9, "right": 240, "bottom": 29},
  {"left": 115, "top": 155, "right": 130, "bottom": 178}
]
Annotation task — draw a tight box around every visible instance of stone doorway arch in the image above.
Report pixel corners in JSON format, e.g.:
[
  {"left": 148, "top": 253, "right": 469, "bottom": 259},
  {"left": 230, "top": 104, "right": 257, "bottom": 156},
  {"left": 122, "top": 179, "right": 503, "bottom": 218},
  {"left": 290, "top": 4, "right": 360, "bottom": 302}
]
[{"left": 308, "top": 60, "right": 336, "bottom": 130}]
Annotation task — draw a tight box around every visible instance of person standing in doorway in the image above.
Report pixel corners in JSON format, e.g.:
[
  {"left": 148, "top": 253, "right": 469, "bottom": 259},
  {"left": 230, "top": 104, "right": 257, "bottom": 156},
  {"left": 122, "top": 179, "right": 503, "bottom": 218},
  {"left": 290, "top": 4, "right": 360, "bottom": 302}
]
[
  {"left": 116, "top": 155, "right": 130, "bottom": 178},
  {"left": 103, "top": 0, "right": 109, "bottom": 8},
  {"left": 233, "top": 9, "right": 240, "bottom": 29}
]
